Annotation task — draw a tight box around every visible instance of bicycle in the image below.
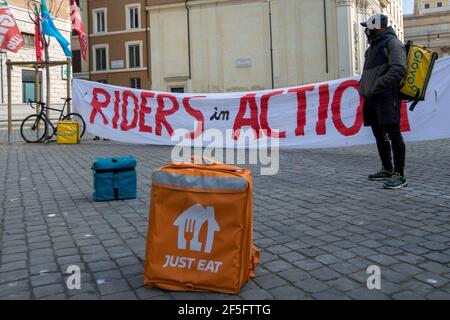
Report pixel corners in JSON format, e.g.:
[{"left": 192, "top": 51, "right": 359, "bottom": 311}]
[{"left": 20, "top": 98, "right": 86, "bottom": 143}]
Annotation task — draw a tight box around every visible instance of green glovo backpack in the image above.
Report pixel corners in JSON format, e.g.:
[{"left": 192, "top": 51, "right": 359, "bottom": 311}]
[{"left": 399, "top": 41, "right": 438, "bottom": 111}]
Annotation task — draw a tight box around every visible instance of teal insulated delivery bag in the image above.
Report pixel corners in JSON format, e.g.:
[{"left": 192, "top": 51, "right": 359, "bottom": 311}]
[{"left": 92, "top": 156, "right": 137, "bottom": 201}]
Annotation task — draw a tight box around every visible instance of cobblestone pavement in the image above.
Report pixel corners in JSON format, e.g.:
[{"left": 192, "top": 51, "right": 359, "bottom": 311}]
[{"left": 1, "top": 135, "right": 450, "bottom": 300}]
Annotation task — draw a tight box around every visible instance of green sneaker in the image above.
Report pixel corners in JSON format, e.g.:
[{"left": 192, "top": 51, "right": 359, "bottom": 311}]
[
  {"left": 383, "top": 173, "right": 408, "bottom": 189},
  {"left": 368, "top": 168, "right": 393, "bottom": 181}
]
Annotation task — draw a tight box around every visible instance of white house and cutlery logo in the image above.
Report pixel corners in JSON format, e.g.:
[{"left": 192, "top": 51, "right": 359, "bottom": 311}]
[{"left": 162, "top": 204, "right": 223, "bottom": 273}]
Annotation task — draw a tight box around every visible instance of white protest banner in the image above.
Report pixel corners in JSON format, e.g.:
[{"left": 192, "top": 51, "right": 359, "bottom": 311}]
[{"left": 73, "top": 57, "right": 450, "bottom": 149}]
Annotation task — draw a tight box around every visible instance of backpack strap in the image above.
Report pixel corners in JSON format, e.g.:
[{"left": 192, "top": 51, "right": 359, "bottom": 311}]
[{"left": 409, "top": 90, "right": 422, "bottom": 111}]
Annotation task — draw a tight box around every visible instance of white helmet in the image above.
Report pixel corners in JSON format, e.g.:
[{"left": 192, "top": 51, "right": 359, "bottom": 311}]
[{"left": 361, "top": 13, "right": 389, "bottom": 30}]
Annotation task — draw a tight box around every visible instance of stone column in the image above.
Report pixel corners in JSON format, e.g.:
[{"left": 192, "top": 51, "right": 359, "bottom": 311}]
[
  {"left": 336, "top": 0, "right": 356, "bottom": 77},
  {"left": 356, "top": 0, "right": 369, "bottom": 73}
]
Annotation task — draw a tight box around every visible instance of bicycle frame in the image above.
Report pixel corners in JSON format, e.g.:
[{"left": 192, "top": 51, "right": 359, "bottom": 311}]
[{"left": 30, "top": 100, "right": 67, "bottom": 138}]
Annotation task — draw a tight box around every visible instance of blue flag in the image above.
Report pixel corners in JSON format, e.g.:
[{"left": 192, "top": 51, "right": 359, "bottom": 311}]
[{"left": 41, "top": 0, "right": 71, "bottom": 57}]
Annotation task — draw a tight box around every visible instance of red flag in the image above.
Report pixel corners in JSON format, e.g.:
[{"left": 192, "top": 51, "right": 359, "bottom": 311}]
[
  {"left": 35, "top": 16, "right": 44, "bottom": 63},
  {"left": 71, "top": 0, "right": 87, "bottom": 61},
  {"left": 0, "top": 2, "right": 24, "bottom": 53}
]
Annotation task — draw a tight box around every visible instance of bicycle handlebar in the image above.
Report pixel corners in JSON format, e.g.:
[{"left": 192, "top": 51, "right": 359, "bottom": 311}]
[
  {"left": 27, "top": 100, "right": 46, "bottom": 110},
  {"left": 27, "top": 100, "right": 46, "bottom": 106}
]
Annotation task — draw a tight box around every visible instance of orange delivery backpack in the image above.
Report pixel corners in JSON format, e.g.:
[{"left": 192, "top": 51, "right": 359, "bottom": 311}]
[{"left": 144, "top": 159, "right": 260, "bottom": 294}]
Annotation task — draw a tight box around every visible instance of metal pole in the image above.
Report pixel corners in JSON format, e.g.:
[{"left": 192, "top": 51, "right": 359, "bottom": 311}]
[
  {"left": 185, "top": 1, "right": 192, "bottom": 80},
  {"left": 35, "top": 64, "right": 41, "bottom": 142},
  {"left": 323, "top": 0, "right": 329, "bottom": 74},
  {"left": 0, "top": 50, "right": 4, "bottom": 104},
  {"left": 67, "top": 58, "right": 71, "bottom": 114},
  {"left": 45, "top": 43, "right": 50, "bottom": 119},
  {"left": 7, "top": 60, "right": 12, "bottom": 145},
  {"left": 35, "top": 64, "right": 40, "bottom": 114},
  {"left": 268, "top": 0, "right": 274, "bottom": 89}
]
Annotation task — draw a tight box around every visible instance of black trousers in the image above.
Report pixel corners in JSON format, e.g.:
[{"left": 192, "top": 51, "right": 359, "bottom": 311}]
[{"left": 371, "top": 123, "right": 405, "bottom": 176}]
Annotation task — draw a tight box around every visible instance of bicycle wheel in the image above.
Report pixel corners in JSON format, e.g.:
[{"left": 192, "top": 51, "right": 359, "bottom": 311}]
[
  {"left": 62, "top": 113, "right": 86, "bottom": 138},
  {"left": 20, "top": 114, "right": 48, "bottom": 143}
]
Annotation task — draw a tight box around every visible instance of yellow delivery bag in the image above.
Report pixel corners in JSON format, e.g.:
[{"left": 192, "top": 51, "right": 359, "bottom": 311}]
[
  {"left": 57, "top": 120, "right": 80, "bottom": 144},
  {"left": 400, "top": 43, "right": 438, "bottom": 110}
]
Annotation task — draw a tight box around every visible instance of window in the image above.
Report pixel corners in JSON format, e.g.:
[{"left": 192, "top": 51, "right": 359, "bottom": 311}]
[
  {"left": 22, "top": 33, "right": 35, "bottom": 49},
  {"left": 437, "top": 2, "right": 443, "bottom": 7},
  {"left": 72, "top": 50, "right": 81, "bottom": 73},
  {"left": 130, "top": 78, "right": 141, "bottom": 89},
  {"left": 94, "top": 46, "right": 107, "bottom": 71},
  {"left": 170, "top": 87, "right": 185, "bottom": 93},
  {"left": 424, "top": 3, "right": 430, "bottom": 9},
  {"left": 22, "top": 70, "right": 42, "bottom": 103},
  {"left": 127, "top": 42, "right": 141, "bottom": 68},
  {"left": 93, "top": 8, "right": 106, "bottom": 33},
  {"left": 126, "top": 5, "right": 140, "bottom": 29}
]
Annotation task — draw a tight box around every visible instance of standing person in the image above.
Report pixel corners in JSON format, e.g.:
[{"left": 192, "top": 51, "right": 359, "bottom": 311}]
[{"left": 359, "top": 14, "right": 408, "bottom": 189}]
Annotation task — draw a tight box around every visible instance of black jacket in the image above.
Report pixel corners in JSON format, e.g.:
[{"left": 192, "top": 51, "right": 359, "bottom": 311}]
[{"left": 359, "top": 27, "right": 407, "bottom": 99}]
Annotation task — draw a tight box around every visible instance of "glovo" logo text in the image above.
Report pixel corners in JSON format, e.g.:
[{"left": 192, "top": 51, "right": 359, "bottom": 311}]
[{"left": 406, "top": 50, "right": 424, "bottom": 93}]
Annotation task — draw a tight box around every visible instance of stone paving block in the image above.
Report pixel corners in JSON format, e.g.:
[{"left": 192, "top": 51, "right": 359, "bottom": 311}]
[
  {"left": 33, "top": 284, "right": 65, "bottom": 299},
  {"left": 309, "top": 267, "right": 341, "bottom": 281},
  {"left": 93, "top": 269, "right": 124, "bottom": 281},
  {"left": 97, "top": 279, "right": 131, "bottom": 296},
  {"left": 253, "top": 274, "right": 289, "bottom": 290},
  {"left": 70, "top": 293, "right": 101, "bottom": 300},
  {"left": 0, "top": 269, "right": 29, "bottom": 284},
  {"left": 395, "top": 253, "right": 426, "bottom": 265},
  {"left": 329, "top": 262, "right": 361, "bottom": 275},
  {"left": 312, "top": 289, "right": 352, "bottom": 300},
  {"left": 30, "top": 263, "right": 59, "bottom": 276},
  {"left": 278, "top": 269, "right": 311, "bottom": 283},
  {"left": 424, "top": 252, "right": 450, "bottom": 264},
  {"left": 0, "top": 261, "right": 27, "bottom": 273},
  {"left": 392, "top": 290, "right": 426, "bottom": 300},
  {"left": 102, "top": 291, "right": 138, "bottom": 300},
  {"left": 419, "top": 261, "right": 450, "bottom": 274},
  {"left": 265, "top": 244, "right": 292, "bottom": 255},
  {"left": 401, "top": 280, "right": 436, "bottom": 296},
  {"left": 327, "top": 277, "right": 361, "bottom": 292},
  {"left": 426, "top": 291, "right": 450, "bottom": 300},
  {"left": 368, "top": 254, "right": 399, "bottom": 266},
  {"left": 116, "top": 256, "right": 141, "bottom": 268},
  {"left": 87, "top": 260, "right": 117, "bottom": 273},
  {"left": 391, "top": 263, "right": 423, "bottom": 276},
  {"left": 347, "top": 288, "right": 390, "bottom": 300},
  {"left": 295, "top": 278, "right": 329, "bottom": 293},
  {"left": 270, "top": 286, "right": 307, "bottom": 300},
  {"left": 414, "top": 272, "right": 449, "bottom": 288},
  {"left": 314, "top": 254, "right": 342, "bottom": 266},
  {"left": 264, "top": 260, "right": 294, "bottom": 273},
  {"left": 294, "top": 260, "right": 323, "bottom": 272},
  {"left": 0, "top": 291, "right": 32, "bottom": 300},
  {"left": 239, "top": 288, "right": 273, "bottom": 300},
  {"left": 0, "top": 253, "right": 27, "bottom": 264}
]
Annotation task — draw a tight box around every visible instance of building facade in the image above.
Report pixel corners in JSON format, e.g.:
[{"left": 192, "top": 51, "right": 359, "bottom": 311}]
[
  {"left": 0, "top": 0, "right": 71, "bottom": 123},
  {"left": 72, "top": 0, "right": 90, "bottom": 80},
  {"left": 404, "top": 0, "right": 450, "bottom": 57},
  {"left": 147, "top": 0, "right": 404, "bottom": 93},
  {"left": 73, "top": 0, "right": 151, "bottom": 89}
]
